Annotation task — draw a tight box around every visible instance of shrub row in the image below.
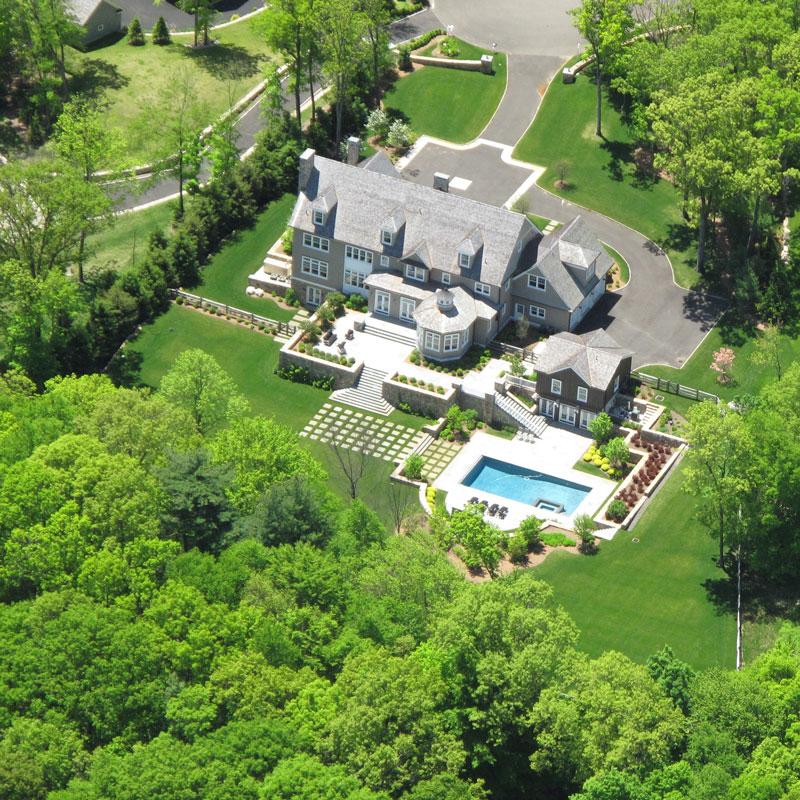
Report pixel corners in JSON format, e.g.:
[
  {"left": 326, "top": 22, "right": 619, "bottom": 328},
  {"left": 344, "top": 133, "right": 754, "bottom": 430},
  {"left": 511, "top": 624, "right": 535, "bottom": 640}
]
[
  {"left": 273, "top": 363, "right": 334, "bottom": 390},
  {"left": 408, "top": 346, "right": 490, "bottom": 374},
  {"left": 397, "top": 402, "right": 437, "bottom": 421},
  {"left": 394, "top": 374, "right": 446, "bottom": 394}
]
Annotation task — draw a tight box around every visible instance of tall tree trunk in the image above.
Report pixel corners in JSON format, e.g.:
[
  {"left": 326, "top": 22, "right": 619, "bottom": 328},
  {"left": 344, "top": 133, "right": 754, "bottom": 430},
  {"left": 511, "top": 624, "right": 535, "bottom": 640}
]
[
  {"left": 746, "top": 194, "right": 760, "bottom": 257},
  {"left": 718, "top": 506, "right": 725, "bottom": 569},
  {"left": 194, "top": 6, "right": 199, "bottom": 46},
  {"left": 77, "top": 230, "right": 86, "bottom": 283},
  {"left": 293, "top": 40, "right": 302, "bottom": 123},
  {"left": 307, "top": 52, "right": 316, "bottom": 122},
  {"left": 696, "top": 196, "right": 708, "bottom": 273},
  {"left": 178, "top": 149, "right": 185, "bottom": 217},
  {"left": 595, "top": 59, "right": 603, "bottom": 137}
]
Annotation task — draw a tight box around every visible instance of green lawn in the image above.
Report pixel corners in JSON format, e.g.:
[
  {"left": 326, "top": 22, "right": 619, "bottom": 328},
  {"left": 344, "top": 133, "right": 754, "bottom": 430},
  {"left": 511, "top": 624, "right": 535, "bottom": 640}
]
[
  {"left": 639, "top": 311, "right": 798, "bottom": 406},
  {"left": 193, "top": 194, "right": 297, "bottom": 321},
  {"left": 535, "top": 462, "right": 735, "bottom": 670},
  {"left": 383, "top": 39, "right": 507, "bottom": 144},
  {"left": 124, "top": 303, "right": 421, "bottom": 524},
  {"left": 605, "top": 244, "right": 629, "bottom": 285},
  {"left": 87, "top": 202, "right": 174, "bottom": 275},
  {"left": 514, "top": 72, "right": 700, "bottom": 290},
  {"left": 66, "top": 19, "right": 274, "bottom": 164}
]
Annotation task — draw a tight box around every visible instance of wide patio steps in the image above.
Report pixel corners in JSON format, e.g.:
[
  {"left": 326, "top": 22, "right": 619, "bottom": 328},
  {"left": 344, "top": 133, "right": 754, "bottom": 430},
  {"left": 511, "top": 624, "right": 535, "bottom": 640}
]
[
  {"left": 363, "top": 318, "right": 417, "bottom": 347},
  {"left": 330, "top": 366, "right": 394, "bottom": 416},
  {"left": 640, "top": 401, "right": 662, "bottom": 430},
  {"left": 494, "top": 393, "right": 547, "bottom": 437}
]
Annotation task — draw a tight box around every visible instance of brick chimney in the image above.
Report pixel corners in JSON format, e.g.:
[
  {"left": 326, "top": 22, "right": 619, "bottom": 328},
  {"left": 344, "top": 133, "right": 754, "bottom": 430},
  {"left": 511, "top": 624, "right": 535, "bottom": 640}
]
[
  {"left": 346, "top": 136, "right": 361, "bottom": 166},
  {"left": 433, "top": 172, "right": 450, "bottom": 192},
  {"left": 298, "top": 148, "right": 315, "bottom": 192}
]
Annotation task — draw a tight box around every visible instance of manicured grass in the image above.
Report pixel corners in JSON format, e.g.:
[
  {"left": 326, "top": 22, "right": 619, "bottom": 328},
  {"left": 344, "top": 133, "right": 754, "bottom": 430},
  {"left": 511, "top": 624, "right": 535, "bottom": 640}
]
[
  {"left": 66, "top": 19, "right": 275, "bottom": 164},
  {"left": 639, "top": 311, "right": 800, "bottom": 404},
  {"left": 604, "top": 244, "right": 629, "bottom": 285},
  {"left": 124, "top": 303, "right": 419, "bottom": 523},
  {"left": 513, "top": 72, "right": 700, "bottom": 290},
  {"left": 535, "top": 462, "right": 735, "bottom": 670},
  {"left": 87, "top": 201, "right": 174, "bottom": 275},
  {"left": 383, "top": 39, "right": 507, "bottom": 144},
  {"left": 526, "top": 213, "right": 554, "bottom": 231},
  {"left": 572, "top": 458, "right": 617, "bottom": 481},
  {"left": 193, "top": 194, "right": 297, "bottom": 321}
]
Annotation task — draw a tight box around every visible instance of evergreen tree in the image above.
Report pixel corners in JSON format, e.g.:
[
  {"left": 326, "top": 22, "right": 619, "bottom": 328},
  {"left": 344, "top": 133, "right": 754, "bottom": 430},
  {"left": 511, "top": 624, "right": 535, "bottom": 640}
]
[
  {"left": 127, "top": 16, "right": 145, "bottom": 45},
  {"left": 151, "top": 15, "right": 171, "bottom": 45}
]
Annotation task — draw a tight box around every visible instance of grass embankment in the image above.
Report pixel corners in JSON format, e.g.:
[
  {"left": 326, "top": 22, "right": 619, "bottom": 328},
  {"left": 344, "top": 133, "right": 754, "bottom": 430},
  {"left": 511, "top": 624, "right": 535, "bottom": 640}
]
[
  {"left": 383, "top": 38, "right": 507, "bottom": 144},
  {"left": 126, "top": 304, "right": 421, "bottom": 524},
  {"left": 513, "top": 71, "right": 699, "bottom": 290},
  {"left": 66, "top": 19, "right": 274, "bottom": 164},
  {"left": 535, "top": 462, "right": 734, "bottom": 670}
]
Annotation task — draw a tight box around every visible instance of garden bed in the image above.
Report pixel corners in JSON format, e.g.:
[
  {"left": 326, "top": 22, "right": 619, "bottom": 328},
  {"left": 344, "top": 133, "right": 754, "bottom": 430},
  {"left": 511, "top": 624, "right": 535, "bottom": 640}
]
[{"left": 408, "top": 345, "right": 491, "bottom": 375}]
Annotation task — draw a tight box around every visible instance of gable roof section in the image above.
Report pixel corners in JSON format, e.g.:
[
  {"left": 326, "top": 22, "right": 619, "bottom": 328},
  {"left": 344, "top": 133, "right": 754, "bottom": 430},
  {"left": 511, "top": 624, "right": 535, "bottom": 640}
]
[
  {"left": 67, "top": 0, "right": 119, "bottom": 23},
  {"left": 291, "top": 154, "right": 535, "bottom": 286},
  {"left": 381, "top": 206, "right": 406, "bottom": 233},
  {"left": 360, "top": 151, "right": 400, "bottom": 178},
  {"left": 535, "top": 329, "right": 633, "bottom": 390}
]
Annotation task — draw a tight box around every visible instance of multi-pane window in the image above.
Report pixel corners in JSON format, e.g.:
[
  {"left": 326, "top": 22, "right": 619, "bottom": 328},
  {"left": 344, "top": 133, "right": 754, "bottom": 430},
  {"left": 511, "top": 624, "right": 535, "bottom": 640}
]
[
  {"left": 313, "top": 210, "right": 325, "bottom": 225},
  {"left": 381, "top": 229, "right": 393, "bottom": 245},
  {"left": 380, "top": 255, "right": 389, "bottom": 266},
  {"left": 405, "top": 264, "right": 426, "bottom": 281},
  {"left": 343, "top": 269, "right": 366, "bottom": 288},
  {"left": 424, "top": 331, "right": 441, "bottom": 351},
  {"left": 504, "top": 278, "right": 511, "bottom": 291},
  {"left": 375, "top": 291, "right": 390, "bottom": 314},
  {"left": 345, "top": 245, "right": 373, "bottom": 264},
  {"left": 528, "top": 274, "right": 547, "bottom": 291},
  {"left": 474, "top": 282, "right": 490, "bottom": 296},
  {"left": 303, "top": 233, "right": 329, "bottom": 252},
  {"left": 529, "top": 305, "right": 546, "bottom": 319},
  {"left": 577, "top": 386, "right": 588, "bottom": 403},
  {"left": 301, "top": 256, "right": 328, "bottom": 278},
  {"left": 441, "top": 272, "right": 451, "bottom": 285},
  {"left": 458, "top": 252, "right": 471, "bottom": 268},
  {"left": 614, "top": 374, "right": 620, "bottom": 392},
  {"left": 461, "top": 329, "right": 469, "bottom": 346},
  {"left": 443, "top": 333, "right": 460, "bottom": 352},
  {"left": 551, "top": 378, "right": 562, "bottom": 395}
]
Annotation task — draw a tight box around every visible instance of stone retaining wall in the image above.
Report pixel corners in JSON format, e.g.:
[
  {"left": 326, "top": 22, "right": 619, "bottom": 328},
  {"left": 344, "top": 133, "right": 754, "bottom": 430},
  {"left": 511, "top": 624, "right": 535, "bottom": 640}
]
[
  {"left": 279, "top": 331, "right": 362, "bottom": 390},
  {"left": 383, "top": 375, "right": 458, "bottom": 418},
  {"left": 410, "top": 54, "right": 493, "bottom": 73}
]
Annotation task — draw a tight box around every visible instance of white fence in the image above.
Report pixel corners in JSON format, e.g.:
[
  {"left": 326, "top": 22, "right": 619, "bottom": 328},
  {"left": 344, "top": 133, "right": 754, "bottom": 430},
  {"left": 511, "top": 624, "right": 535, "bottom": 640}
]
[{"left": 632, "top": 371, "right": 720, "bottom": 404}]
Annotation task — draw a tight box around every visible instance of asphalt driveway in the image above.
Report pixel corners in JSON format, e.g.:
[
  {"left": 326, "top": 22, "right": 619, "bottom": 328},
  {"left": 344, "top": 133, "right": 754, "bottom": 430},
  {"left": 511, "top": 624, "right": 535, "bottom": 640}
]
[{"left": 115, "top": 0, "right": 263, "bottom": 30}]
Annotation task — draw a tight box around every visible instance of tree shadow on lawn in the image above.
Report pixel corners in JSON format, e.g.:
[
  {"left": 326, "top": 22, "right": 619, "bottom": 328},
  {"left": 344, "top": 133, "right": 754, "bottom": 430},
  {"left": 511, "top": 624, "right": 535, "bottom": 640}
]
[
  {"left": 715, "top": 310, "right": 756, "bottom": 348},
  {"left": 705, "top": 567, "right": 800, "bottom": 626},
  {"left": 181, "top": 43, "right": 269, "bottom": 80},
  {"left": 70, "top": 58, "right": 129, "bottom": 97},
  {"left": 599, "top": 137, "right": 631, "bottom": 183},
  {"left": 106, "top": 348, "right": 145, "bottom": 388}
]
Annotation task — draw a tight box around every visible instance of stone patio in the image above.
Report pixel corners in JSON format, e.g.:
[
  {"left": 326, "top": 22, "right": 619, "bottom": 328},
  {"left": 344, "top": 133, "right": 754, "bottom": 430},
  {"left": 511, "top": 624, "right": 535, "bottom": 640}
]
[{"left": 299, "top": 403, "right": 427, "bottom": 462}]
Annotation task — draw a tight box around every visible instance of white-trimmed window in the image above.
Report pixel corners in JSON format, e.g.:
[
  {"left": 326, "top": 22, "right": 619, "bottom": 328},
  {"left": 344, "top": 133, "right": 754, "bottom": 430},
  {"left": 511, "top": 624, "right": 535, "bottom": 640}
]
[
  {"left": 577, "top": 386, "right": 588, "bottom": 403},
  {"left": 424, "top": 331, "right": 440, "bottom": 351},
  {"left": 443, "top": 333, "right": 460, "bottom": 352},
  {"left": 614, "top": 374, "right": 620, "bottom": 392},
  {"left": 551, "top": 378, "right": 562, "bottom": 395},
  {"left": 515, "top": 303, "right": 525, "bottom": 318},
  {"left": 313, "top": 209, "right": 325, "bottom": 226},
  {"left": 301, "top": 256, "right": 328, "bottom": 278},
  {"left": 303, "top": 232, "right": 329, "bottom": 252},
  {"left": 405, "top": 264, "right": 426, "bottom": 282},
  {"left": 343, "top": 268, "right": 366, "bottom": 289},
  {"left": 504, "top": 278, "right": 511, "bottom": 291},
  {"left": 399, "top": 297, "right": 416, "bottom": 321},
  {"left": 375, "top": 291, "right": 390, "bottom": 315},
  {"left": 345, "top": 245, "right": 373, "bottom": 264},
  {"left": 381, "top": 229, "right": 393, "bottom": 245},
  {"left": 458, "top": 251, "right": 471, "bottom": 268},
  {"left": 529, "top": 305, "right": 546, "bottom": 319},
  {"left": 380, "top": 255, "right": 389, "bottom": 266},
  {"left": 474, "top": 282, "right": 490, "bottom": 296},
  {"left": 528, "top": 274, "right": 547, "bottom": 291},
  {"left": 441, "top": 272, "right": 451, "bottom": 285},
  {"left": 462, "top": 329, "right": 469, "bottom": 345}
]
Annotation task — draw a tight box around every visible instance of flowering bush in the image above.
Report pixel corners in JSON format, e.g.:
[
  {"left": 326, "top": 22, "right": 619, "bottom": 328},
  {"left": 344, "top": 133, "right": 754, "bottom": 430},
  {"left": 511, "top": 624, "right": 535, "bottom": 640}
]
[{"left": 710, "top": 347, "right": 735, "bottom": 384}]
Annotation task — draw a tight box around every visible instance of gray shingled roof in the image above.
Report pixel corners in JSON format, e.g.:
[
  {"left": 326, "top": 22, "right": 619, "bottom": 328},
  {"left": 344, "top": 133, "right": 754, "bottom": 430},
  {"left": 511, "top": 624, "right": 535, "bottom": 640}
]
[
  {"left": 364, "top": 272, "right": 432, "bottom": 301},
  {"left": 518, "top": 215, "right": 614, "bottom": 311},
  {"left": 360, "top": 151, "right": 400, "bottom": 178},
  {"left": 535, "top": 329, "right": 633, "bottom": 389},
  {"left": 67, "top": 0, "right": 119, "bottom": 23},
  {"left": 291, "top": 153, "right": 536, "bottom": 286},
  {"left": 413, "top": 285, "right": 479, "bottom": 333}
]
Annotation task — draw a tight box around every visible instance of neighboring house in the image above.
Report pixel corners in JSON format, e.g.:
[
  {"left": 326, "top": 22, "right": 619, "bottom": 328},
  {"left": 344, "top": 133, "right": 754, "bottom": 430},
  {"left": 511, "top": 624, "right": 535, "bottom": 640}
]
[
  {"left": 288, "top": 144, "right": 613, "bottom": 361},
  {"left": 534, "top": 329, "right": 633, "bottom": 429},
  {"left": 68, "top": 0, "right": 122, "bottom": 45}
]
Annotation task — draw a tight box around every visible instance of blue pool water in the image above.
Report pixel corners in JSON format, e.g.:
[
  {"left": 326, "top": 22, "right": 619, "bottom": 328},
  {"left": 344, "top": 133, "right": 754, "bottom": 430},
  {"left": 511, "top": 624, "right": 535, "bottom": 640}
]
[{"left": 463, "top": 457, "right": 591, "bottom": 514}]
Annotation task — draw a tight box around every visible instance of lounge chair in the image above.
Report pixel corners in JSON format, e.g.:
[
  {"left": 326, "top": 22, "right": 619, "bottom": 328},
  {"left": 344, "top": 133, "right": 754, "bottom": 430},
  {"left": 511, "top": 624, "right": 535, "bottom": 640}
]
[
  {"left": 323, "top": 329, "right": 336, "bottom": 346},
  {"left": 337, "top": 341, "right": 346, "bottom": 354},
  {"left": 345, "top": 329, "right": 354, "bottom": 340},
  {"left": 488, "top": 504, "right": 499, "bottom": 516},
  {"left": 498, "top": 507, "right": 508, "bottom": 519},
  {"left": 469, "top": 496, "right": 479, "bottom": 505}
]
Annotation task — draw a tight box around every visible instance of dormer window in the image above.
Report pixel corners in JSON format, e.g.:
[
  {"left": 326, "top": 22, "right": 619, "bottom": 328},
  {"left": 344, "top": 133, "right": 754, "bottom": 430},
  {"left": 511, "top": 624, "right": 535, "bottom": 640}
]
[
  {"left": 458, "top": 251, "right": 471, "bottom": 269},
  {"left": 313, "top": 209, "right": 325, "bottom": 226},
  {"left": 441, "top": 273, "right": 451, "bottom": 285},
  {"left": 381, "top": 229, "right": 393, "bottom": 246}
]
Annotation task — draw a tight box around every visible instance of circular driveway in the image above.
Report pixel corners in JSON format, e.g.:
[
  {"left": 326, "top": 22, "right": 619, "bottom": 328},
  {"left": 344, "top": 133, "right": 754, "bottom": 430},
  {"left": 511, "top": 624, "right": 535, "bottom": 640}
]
[{"left": 432, "top": 0, "right": 581, "bottom": 57}]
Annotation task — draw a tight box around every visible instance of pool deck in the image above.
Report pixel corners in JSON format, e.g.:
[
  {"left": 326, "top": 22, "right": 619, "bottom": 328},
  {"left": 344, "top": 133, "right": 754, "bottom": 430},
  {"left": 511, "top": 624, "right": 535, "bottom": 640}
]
[{"left": 435, "top": 429, "right": 616, "bottom": 532}]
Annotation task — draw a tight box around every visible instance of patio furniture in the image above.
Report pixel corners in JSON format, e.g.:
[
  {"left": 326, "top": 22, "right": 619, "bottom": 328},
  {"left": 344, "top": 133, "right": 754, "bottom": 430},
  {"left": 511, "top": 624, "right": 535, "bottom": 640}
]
[
  {"left": 354, "top": 320, "right": 365, "bottom": 332},
  {"left": 337, "top": 341, "right": 346, "bottom": 354},
  {"left": 469, "top": 496, "right": 479, "bottom": 504},
  {"left": 498, "top": 507, "right": 508, "bottom": 519},
  {"left": 323, "top": 329, "right": 336, "bottom": 346},
  {"left": 345, "top": 329, "right": 354, "bottom": 340},
  {"left": 488, "top": 504, "right": 499, "bottom": 516}
]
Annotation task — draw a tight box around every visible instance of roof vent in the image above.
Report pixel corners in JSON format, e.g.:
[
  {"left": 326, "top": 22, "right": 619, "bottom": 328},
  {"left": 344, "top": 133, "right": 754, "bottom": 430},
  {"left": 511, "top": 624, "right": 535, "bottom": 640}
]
[
  {"left": 436, "top": 288, "right": 455, "bottom": 311},
  {"left": 433, "top": 172, "right": 450, "bottom": 192}
]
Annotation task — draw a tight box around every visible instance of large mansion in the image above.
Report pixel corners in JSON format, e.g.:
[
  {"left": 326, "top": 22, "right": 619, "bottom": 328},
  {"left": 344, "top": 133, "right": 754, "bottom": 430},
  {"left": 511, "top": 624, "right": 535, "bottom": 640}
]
[{"left": 288, "top": 146, "right": 613, "bottom": 362}]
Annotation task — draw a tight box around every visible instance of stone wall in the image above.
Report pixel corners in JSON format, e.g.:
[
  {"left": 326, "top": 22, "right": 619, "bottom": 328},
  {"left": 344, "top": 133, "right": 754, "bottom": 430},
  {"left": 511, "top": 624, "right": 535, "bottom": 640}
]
[
  {"left": 383, "top": 375, "right": 458, "bottom": 418},
  {"left": 279, "top": 333, "right": 362, "bottom": 391},
  {"left": 410, "top": 54, "right": 493, "bottom": 73}
]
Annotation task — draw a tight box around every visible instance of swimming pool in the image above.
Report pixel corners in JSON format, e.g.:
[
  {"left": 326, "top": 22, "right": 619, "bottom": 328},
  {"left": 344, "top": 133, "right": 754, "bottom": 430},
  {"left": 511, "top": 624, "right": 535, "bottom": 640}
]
[{"left": 462, "top": 456, "right": 591, "bottom": 514}]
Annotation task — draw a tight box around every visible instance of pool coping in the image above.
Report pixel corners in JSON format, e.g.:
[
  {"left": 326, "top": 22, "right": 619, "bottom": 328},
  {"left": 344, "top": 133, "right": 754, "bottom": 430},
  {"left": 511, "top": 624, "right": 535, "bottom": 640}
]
[{"left": 434, "top": 430, "right": 614, "bottom": 532}]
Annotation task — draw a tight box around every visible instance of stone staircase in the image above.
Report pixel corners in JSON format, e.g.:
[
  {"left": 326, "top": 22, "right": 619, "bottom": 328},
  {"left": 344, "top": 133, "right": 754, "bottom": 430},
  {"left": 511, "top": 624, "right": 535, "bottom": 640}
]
[
  {"left": 640, "top": 401, "right": 663, "bottom": 430},
  {"left": 494, "top": 393, "right": 548, "bottom": 437},
  {"left": 331, "top": 366, "right": 394, "bottom": 415},
  {"left": 363, "top": 318, "right": 417, "bottom": 347}
]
